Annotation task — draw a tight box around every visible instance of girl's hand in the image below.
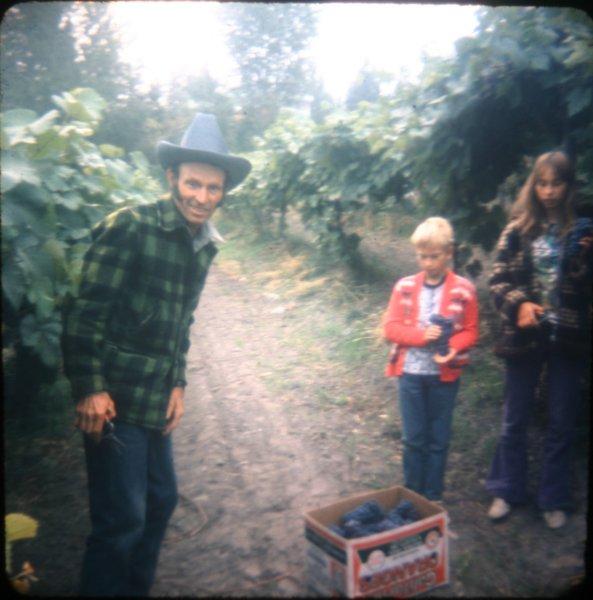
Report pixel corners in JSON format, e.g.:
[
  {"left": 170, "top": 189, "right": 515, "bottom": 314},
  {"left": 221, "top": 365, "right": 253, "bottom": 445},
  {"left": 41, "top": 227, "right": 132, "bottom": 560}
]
[
  {"left": 517, "top": 302, "right": 544, "bottom": 328},
  {"left": 434, "top": 348, "right": 458, "bottom": 365},
  {"left": 424, "top": 325, "right": 442, "bottom": 342}
]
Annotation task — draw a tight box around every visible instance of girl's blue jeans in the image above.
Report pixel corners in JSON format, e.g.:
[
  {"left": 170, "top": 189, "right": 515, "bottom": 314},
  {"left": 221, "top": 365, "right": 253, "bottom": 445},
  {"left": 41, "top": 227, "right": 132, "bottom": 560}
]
[
  {"left": 79, "top": 420, "right": 178, "bottom": 596},
  {"left": 398, "top": 374, "right": 460, "bottom": 501},
  {"left": 485, "top": 350, "right": 586, "bottom": 511}
]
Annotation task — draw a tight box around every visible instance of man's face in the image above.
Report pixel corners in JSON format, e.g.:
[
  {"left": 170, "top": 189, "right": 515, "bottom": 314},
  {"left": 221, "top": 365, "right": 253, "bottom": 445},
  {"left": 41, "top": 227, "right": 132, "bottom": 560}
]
[{"left": 167, "top": 162, "right": 225, "bottom": 231}]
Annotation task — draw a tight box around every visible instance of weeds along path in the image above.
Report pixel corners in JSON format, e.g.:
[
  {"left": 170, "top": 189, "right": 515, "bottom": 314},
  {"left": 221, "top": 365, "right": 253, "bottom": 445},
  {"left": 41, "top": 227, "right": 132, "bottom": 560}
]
[{"left": 152, "top": 264, "right": 398, "bottom": 597}]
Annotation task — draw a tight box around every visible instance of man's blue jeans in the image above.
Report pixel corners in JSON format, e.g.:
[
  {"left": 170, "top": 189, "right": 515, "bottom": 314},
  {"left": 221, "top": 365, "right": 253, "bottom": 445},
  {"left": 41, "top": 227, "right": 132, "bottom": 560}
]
[
  {"left": 398, "top": 374, "right": 459, "bottom": 501},
  {"left": 80, "top": 420, "right": 177, "bottom": 596},
  {"left": 485, "top": 351, "right": 585, "bottom": 511}
]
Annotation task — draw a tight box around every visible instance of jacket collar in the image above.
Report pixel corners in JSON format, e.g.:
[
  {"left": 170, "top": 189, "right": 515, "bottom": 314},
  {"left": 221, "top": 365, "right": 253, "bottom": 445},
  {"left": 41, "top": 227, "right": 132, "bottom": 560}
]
[
  {"left": 416, "top": 269, "right": 453, "bottom": 288},
  {"left": 413, "top": 270, "right": 457, "bottom": 315},
  {"left": 157, "top": 196, "right": 188, "bottom": 232}
]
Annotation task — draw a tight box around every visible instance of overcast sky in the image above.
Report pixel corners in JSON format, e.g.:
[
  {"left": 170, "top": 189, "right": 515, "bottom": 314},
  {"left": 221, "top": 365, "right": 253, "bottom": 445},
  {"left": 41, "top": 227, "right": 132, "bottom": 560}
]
[{"left": 109, "top": 1, "right": 479, "bottom": 100}]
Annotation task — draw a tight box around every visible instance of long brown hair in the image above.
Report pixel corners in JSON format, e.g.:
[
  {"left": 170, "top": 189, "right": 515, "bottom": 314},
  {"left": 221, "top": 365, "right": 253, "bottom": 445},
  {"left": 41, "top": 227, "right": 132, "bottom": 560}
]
[{"left": 510, "top": 151, "right": 576, "bottom": 239}]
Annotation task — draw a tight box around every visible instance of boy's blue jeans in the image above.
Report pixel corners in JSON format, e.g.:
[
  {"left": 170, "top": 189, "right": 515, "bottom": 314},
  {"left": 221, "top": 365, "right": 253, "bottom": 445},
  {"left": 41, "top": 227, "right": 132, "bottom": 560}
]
[
  {"left": 80, "top": 420, "right": 178, "bottom": 596},
  {"left": 485, "top": 350, "right": 585, "bottom": 511},
  {"left": 398, "top": 374, "right": 459, "bottom": 501}
]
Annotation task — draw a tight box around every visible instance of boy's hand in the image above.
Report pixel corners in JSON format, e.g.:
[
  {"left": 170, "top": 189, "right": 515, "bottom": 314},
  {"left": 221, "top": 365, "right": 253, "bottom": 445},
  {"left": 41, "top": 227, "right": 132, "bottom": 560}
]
[
  {"left": 424, "top": 325, "right": 442, "bottom": 342},
  {"left": 434, "top": 348, "right": 458, "bottom": 365},
  {"left": 517, "top": 302, "right": 544, "bottom": 328}
]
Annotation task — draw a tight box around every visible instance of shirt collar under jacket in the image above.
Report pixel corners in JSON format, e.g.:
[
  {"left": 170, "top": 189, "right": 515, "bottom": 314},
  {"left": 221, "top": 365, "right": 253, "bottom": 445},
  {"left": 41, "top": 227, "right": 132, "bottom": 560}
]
[{"left": 192, "top": 220, "right": 224, "bottom": 254}]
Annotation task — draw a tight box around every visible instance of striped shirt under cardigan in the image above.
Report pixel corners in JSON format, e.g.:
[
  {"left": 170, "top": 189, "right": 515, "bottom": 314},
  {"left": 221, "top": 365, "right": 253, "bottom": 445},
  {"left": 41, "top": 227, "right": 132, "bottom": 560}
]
[
  {"left": 63, "top": 197, "right": 218, "bottom": 429},
  {"left": 489, "top": 217, "right": 593, "bottom": 359}
]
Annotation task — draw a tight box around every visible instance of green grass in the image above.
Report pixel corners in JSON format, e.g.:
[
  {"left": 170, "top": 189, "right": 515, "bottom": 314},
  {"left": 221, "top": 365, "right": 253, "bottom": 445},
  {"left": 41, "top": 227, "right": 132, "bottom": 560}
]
[
  {"left": 314, "top": 320, "right": 377, "bottom": 366},
  {"left": 315, "top": 388, "right": 349, "bottom": 408},
  {"left": 216, "top": 230, "right": 274, "bottom": 264},
  {"left": 215, "top": 209, "right": 589, "bottom": 490}
]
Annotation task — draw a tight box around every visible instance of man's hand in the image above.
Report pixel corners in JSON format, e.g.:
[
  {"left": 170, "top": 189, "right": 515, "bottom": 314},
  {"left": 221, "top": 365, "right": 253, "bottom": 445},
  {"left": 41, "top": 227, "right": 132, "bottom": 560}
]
[
  {"left": 517, "top": 302, "right": 544, "bottom": 328},
  {"left": 424, "top": 324, "right": 442, "bottom": 343},
  {"left": 434, "top": 348, "right": 458, "bottom": 365},
  {"left": 163, "top": 386, "right": 185, "bottom": 435},
  {"left": 75, "top": 392, "right": 116, "bottom": 442}
]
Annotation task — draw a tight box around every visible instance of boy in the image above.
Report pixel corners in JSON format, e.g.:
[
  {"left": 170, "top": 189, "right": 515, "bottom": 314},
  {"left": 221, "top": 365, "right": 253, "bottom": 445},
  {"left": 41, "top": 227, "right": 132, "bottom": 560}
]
[{"left": 383, "top": 217, "right": 478, "bottom": 501}]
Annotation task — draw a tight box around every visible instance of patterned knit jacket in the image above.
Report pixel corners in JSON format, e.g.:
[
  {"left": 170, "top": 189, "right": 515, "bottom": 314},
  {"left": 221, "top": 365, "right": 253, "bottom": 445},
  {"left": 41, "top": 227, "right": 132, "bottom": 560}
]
[
  {"left": 383, "top": 270, "right": 479, "bottom": 382},
  {"left": 489, "top": 217, "right": 593, "bottom": 358}
]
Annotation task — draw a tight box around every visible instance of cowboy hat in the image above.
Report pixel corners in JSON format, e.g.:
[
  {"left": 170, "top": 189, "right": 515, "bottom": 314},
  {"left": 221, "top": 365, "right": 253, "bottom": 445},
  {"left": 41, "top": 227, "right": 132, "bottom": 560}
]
[{"left": 157, "top": 113, "right": 251, "bottom": 190}]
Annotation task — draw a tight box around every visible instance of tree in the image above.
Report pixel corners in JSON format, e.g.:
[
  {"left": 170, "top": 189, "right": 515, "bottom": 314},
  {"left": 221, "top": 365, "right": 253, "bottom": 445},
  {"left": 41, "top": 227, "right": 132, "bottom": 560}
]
[
  {"left": 161, "top": 70, "right": 238, "bottom": 151},
  {"left": 225, "top": 7, "right": 593, "bottom": 277},
  {"left": 1, "top": 1, "right": 160, "bottom": 156},
  {"left": 223, "top": 2, "right": 317, "bottom": 149},
  {"left": 1, "top": 2, "right": 79, "bottom": 112},
  {"left": 345, "top": 63, "right": 382, "bottom": 110},
  {"left": 406, "top": 6, "right": 593, "bottom": 257},
  {"left": 309, "top": 77, "right": 337, "bottom": 125},
  {"left": 67, "top": 1, "right": 161, "bottom": 155}
]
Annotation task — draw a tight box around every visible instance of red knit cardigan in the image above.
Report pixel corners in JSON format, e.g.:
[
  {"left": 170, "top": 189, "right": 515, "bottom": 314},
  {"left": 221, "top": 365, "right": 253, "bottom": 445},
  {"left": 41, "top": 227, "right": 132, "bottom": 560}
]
[{"left": 383, "top": 270, "right": 479, "bottom": 381}]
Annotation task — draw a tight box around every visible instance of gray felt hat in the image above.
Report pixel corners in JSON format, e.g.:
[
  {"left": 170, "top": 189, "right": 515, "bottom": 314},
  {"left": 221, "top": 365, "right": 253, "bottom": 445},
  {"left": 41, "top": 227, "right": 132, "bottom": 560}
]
[{"left": 157, "top": 113, "right": 251, "bottom": 190}]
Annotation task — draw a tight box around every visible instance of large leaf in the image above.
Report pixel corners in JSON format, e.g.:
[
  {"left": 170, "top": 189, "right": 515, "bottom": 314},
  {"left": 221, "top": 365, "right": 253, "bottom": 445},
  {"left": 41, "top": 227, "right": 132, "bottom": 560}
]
[
  {"left": 29, "top": 287, "right": 56, "bottom": 319},
  {"left": 2, "top": 191, "right": 50, "bottom": 239},
  {"left": 1, "top": 110, "right": 39, "bottom": 146},
  {"left": 129, "top": 150, "right": 150, "bottom": 170},
  {"left": 9, "top": 181, "right": 50, "bottom": 210},
  {"left": 43, "top": 238, "right": 68, "bottom": 277},
  {"left": 0, "top": 156, "right": 40, "bottom": 192},
  {"left": 1, "top": 109, "right": 38, "bottom": 129},
  {"left": 567, "top": 86, "right": 592, "bottom": 117},
  {"left": 28, "top": 109, "right": 60, "bottom": 136},
  {"left": 52, "top": 88, "right": 106, "bottom": 124},
  {"left": 42, "top": 165, "right": 75, "bottom": 192},
  {"left": 99, "top": 144, "right": 125, "bottom": 158},
  {"left": 55, "top": 192, "right": 84, "bottom": 210},
  {"left": 19, "top": 313, "right": 62, "bottom": 368},
  {"left": 28, "top": 128, "right": 68, "bottom": 160},
  {"left": 1, "top": 258, "right": 26, "bottom": 310}
]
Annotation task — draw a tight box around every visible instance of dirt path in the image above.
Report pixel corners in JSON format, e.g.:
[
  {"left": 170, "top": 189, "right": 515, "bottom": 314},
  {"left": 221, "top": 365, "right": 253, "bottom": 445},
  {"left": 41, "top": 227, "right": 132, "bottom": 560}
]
[
  {"left": 5, "top": 259, "right": 588, "bottom": 597},
  {"left": 152, "top": 265, "right": 388, "bottom": 597}
]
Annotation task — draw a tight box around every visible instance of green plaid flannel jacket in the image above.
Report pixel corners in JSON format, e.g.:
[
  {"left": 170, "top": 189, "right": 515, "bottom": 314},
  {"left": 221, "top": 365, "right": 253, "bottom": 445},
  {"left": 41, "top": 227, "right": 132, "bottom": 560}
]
[{"left": 63, "top": 197, "right": 218, "bottom": 429}]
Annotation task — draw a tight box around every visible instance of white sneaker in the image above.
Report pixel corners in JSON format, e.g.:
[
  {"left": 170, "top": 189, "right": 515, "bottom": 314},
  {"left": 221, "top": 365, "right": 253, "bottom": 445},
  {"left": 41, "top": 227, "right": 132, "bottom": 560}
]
[
  {"left": 543, "top": 510, "right": 567, "bottom": 529},
  {"left": 488, "top": 497, "right": 511, "bottom": 520}
]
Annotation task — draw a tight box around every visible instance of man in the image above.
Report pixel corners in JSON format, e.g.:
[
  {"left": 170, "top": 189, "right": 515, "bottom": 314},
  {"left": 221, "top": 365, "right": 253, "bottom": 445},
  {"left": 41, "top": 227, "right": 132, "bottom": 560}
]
[{"left": 63, "top": 113, "right": 251, "bottom": 596}]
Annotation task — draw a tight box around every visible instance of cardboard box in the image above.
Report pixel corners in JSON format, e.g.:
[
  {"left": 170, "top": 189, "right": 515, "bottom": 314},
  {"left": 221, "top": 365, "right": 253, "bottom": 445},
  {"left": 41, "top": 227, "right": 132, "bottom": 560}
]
[{"left": 304, "top": 486, "right": 449, "bottom": 597}]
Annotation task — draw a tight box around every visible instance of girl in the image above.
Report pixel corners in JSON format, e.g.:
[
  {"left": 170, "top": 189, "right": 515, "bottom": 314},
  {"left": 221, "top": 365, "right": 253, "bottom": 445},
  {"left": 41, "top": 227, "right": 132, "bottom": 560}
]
[{"left": 485, "top": 150, "right": 593, "bottom": 529}]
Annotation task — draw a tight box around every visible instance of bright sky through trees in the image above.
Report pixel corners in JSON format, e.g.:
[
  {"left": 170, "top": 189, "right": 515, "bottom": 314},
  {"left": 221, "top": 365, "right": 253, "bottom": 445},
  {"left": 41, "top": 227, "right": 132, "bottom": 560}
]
[{"left": 109, "top": 1, "right": 479, "bottom": 100}]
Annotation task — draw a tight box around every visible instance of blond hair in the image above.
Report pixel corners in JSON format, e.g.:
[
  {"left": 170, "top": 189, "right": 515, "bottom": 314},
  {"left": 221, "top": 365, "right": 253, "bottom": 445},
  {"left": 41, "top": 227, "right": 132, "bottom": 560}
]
[{"left": 410, "top": 217, "right": 454, "bottom": 250}]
